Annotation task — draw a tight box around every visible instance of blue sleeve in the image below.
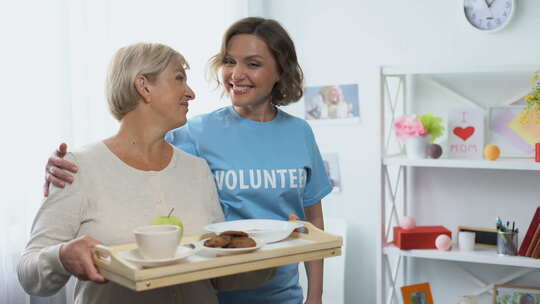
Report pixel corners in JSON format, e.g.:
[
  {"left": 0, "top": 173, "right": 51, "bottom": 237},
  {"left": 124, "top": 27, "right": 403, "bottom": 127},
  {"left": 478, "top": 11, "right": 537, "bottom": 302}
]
[
  {"left": 301, "top": 122, "right": 333, "bottom": 207},
  {"left": 165, "top": 123, "right": 199, "bottom": 157}
]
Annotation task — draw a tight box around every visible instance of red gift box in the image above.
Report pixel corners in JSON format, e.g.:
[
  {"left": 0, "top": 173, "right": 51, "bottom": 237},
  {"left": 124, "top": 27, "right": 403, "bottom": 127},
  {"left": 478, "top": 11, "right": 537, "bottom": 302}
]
[{"left": 393, "top": 226, "right": 451, "bottom": 250}]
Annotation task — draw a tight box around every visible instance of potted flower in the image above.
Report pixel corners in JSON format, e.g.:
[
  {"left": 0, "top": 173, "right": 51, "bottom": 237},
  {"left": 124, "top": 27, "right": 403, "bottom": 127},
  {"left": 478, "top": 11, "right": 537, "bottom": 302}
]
[
  {"left": 394, "top": 113, "right": 444, "bottom": 159},
  {"left": 418, "top": 113, "right": 445, "bottom": 143},
  {"left": 520, "top": 70, "right": 540, "bottom": 124}
]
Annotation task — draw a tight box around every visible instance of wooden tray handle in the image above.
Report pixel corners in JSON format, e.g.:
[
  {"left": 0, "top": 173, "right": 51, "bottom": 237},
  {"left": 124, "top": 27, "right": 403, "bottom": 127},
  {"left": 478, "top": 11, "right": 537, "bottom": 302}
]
[
  {"left": 292, "top": 220, "right": 325, "bottom": 236},
  {"left": 92, "top": 244, "right": 137, "bottom": 272}
]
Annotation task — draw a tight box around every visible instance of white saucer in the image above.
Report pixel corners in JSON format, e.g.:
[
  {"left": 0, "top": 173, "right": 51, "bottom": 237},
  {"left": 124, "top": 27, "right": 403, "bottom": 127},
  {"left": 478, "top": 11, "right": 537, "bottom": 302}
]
[
  {"left": 117, "top": 245, "right": 197, "bottom": 268},
  {"left": 204, "top": 219, "right": 303, "bottom": 243},
  {"left": 197, "top": 237, "right": 264, "bottom": 255}
]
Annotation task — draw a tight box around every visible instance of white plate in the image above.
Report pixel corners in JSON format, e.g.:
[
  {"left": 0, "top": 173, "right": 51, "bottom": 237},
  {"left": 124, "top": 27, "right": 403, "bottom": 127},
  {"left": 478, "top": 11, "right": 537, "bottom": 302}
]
[
  {"left": 205, "top": 219, "right": 304, "bottom": 243},
  {"left": 117, "top": 245, "right": 196, "bottom": 268},
  {"left": 197, "top": 237, "right": 264, "bottom": 255}
]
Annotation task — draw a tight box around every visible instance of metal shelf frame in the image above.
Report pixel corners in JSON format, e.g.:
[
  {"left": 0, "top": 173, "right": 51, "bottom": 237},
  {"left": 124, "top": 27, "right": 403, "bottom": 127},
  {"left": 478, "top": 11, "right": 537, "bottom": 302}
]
[{"left": 377, "top": 65, "right": 540, "bottom": 304}]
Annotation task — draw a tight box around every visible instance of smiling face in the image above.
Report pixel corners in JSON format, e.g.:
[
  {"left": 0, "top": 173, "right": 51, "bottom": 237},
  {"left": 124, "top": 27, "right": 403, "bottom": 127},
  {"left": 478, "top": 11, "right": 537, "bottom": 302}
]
[
  {"left": 221, "top": 34, "right": 280, "bottom": 110},
  {"left": 145, "top": 58, "right": 195, "bottom": 129}
]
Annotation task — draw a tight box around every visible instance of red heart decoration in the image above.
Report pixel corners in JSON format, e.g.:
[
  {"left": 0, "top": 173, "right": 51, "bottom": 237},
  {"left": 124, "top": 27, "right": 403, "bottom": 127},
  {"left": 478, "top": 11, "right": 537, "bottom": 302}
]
[{"left": 453, "top": 126, "right": 475, "bottom": 141}]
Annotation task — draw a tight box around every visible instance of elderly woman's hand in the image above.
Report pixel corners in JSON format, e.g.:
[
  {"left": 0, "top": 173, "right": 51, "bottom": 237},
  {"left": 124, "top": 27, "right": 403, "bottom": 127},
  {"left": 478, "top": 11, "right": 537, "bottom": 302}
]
[
  {"left": 59, "top": 235, "right": 107, "bottom": 283},
  {"left": 44, "top": 143, "right": 78, "bottom": 197}
]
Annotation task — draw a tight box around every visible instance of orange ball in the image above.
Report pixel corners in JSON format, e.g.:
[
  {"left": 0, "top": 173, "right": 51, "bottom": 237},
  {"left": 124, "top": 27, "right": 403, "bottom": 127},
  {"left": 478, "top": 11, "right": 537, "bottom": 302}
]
[{"left": 484, "top": 145, "right": 500, "bottom": 161}]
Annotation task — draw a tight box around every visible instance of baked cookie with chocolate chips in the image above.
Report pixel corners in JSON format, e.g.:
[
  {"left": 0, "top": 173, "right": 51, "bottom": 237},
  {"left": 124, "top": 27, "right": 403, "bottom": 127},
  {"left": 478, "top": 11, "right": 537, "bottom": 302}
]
[
  {"left": 220, "top": 230, "right": 249, "bottom": 238},
  {"left": 225, "top": 236, "right": 256, "bottom": 248},
  {"left": 204, "top": 235, "right": 232, "bottom": 248}
]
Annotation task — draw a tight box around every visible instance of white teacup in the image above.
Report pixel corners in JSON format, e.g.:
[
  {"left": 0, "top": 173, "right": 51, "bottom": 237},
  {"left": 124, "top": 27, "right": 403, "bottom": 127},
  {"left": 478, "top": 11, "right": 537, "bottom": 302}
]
[
  {"left": 458, "top": 231, "right": 476, "bottom": 252},
  {"left": 134, "top": 225, "right": 181, "bottom": 260}
]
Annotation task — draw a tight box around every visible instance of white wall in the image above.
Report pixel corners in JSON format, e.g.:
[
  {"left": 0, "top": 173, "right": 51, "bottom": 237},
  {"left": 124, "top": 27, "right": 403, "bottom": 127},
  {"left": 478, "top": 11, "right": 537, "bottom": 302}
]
[
  {"left": 261, "top": 1, "right": 540, "bottom": 303},
  {"left": 65, "top": 0, "right": 249, "bottom": 147},
  {"left": 1, "top": 1, "right": 247, "bottom": 302},
  {"left": 1, "top": 1, "right": 71, "bottom": 301}
]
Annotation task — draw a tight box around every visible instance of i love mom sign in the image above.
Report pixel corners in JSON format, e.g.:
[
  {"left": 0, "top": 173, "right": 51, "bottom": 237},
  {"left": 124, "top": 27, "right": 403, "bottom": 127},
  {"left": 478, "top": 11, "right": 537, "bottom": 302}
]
[{"left": 447, "top": 108, "right": 484, "bottom": 159}]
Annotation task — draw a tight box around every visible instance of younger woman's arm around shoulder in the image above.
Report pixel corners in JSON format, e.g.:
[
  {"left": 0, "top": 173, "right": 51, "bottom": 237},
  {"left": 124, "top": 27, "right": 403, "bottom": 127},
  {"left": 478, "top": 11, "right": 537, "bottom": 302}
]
[{"left": 304, "top": 201, "right": 324, "bottom": 304}]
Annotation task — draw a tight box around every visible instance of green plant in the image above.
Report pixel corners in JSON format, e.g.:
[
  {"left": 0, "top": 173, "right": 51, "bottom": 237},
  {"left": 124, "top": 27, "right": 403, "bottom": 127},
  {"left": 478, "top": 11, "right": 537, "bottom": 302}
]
[
  {"left": 418, "top": 113, "right": 444, "bottom": 143},
  {"left": 520, "top": 70, "right": 540, "bottom": 124}
]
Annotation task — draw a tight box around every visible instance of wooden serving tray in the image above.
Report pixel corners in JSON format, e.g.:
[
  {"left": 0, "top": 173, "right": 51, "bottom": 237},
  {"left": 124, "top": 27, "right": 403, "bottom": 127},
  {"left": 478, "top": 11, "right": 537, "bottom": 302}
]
[{"left": 92, "top": 221, "right": 342, "bottom": 291}]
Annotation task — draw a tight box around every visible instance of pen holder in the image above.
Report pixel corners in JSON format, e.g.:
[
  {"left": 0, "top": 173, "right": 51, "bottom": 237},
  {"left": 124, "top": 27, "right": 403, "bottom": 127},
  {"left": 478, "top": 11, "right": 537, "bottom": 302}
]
[{"left": 497, "top": 231, "right": 518, "bottom": 256}]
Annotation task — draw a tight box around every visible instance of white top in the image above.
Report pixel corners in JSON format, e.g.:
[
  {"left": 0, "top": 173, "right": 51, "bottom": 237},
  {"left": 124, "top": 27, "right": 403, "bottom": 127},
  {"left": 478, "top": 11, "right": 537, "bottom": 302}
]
[{"left": 17, "top": 142, "right": 270, "bottom": 304}]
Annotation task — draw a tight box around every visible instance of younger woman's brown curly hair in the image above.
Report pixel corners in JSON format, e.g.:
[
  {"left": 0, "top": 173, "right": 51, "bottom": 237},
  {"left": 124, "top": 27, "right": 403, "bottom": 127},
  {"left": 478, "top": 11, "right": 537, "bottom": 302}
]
[{"left": 209, "top": 17, "right": 304, "bottom": 106}]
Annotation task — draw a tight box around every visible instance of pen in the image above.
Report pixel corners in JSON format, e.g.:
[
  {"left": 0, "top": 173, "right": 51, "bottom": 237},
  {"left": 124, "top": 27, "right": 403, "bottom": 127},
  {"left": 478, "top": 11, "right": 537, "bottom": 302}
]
[{"left": 497, "top": 217, "right": 508, "bottom": 232}]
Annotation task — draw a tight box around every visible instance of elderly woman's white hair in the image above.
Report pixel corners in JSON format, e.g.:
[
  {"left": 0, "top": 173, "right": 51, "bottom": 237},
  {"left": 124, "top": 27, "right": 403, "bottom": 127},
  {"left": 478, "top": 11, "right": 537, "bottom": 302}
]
[{"left": 106, "top": 42, "right": 189, "bottom": 121}]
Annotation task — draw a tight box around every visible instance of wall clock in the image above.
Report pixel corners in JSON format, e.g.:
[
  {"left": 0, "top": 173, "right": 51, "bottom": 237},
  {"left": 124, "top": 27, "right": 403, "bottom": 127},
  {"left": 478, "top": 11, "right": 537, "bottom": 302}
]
[{"left": 463, "top": 0, "right": 515, "bottom": 32}]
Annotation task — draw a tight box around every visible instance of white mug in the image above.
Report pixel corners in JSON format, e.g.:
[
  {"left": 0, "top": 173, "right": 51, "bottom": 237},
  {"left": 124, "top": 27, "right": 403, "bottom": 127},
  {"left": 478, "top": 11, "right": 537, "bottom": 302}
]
[
  {"left": 458, "top": 231, "right": 476, "bottom": 252},
  {"left": 134, "top": 225, "right": 181, "bottom": 259}
]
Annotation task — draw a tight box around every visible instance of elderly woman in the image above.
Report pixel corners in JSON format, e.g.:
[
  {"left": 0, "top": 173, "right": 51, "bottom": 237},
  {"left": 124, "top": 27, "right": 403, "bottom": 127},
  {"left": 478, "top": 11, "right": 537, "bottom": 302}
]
[{"left": 17, "top": 42, "right": 272, "bottom": 304}]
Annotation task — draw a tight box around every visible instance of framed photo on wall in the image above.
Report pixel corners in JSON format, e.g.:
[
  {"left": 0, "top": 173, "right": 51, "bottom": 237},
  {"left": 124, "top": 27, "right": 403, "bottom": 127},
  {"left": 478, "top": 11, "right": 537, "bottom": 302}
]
[
  {"left": 322, "top": 153, "right": 341, "bottom": 193},
  {"left": 304, "top": 84, "right": 360, "bottom": 123},
  {"left": 488, "top": 106, "right": 535, "bottom": 157},
  {"left": 401, "top": 282, "right": 434, "bottom": 304},
  {"left": 493, "top": 284, "right": 540, "bottom": 304}
]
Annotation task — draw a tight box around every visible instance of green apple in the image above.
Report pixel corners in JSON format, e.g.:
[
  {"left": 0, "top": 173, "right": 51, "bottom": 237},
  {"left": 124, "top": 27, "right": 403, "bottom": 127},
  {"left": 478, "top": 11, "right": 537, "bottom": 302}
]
[{"left": 151, "top": 210, "right": 184, "bottom": 239}]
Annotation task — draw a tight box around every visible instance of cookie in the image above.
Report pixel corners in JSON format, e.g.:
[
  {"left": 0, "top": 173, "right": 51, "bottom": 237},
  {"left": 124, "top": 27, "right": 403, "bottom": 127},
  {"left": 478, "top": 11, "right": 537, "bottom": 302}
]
[
  {"left": 219, "top": 230, "right": 249, "bottom": 238},
  {"left": 225, "top": 236, "right": 256, "bottom": 248},
  {"left": 204, "top": 235, "right": 232, "bottom": 248}
]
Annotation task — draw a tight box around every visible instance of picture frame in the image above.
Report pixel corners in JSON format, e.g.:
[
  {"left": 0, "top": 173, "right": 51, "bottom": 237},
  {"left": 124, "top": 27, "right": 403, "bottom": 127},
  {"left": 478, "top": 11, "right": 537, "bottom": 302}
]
[
  {"left": 457, "top": 226, "right": 498, "bottom": 248},
  {"left": 304, "top": 84, "right": 360, "bottom": 124},
  {"left": 493, "top": 284, "right": 540, "bottom": 304},
  {"left": 488, "top": 106, "right": 535, "bottom": 157},
  {"left": 322, "top": 153, "right": 342, "bottom": 193},
  {"left": 447, "top": 108, "right": 484, "bottom": 159},
  {"left": 401, "top": 282, "right": 434, "bottom": 304}
]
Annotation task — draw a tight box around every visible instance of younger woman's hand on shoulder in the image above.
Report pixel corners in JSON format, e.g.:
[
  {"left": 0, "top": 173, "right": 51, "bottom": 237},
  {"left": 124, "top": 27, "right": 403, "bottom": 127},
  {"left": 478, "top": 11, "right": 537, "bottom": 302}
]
[{"left": 44, "top": 143, "right": 78, "bottom": 197}]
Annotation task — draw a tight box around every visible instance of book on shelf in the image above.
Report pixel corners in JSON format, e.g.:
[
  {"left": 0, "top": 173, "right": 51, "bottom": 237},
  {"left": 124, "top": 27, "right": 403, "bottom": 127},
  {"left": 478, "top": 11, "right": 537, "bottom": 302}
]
[
  {"left": 527, "top": 225, "right": 540, "bottom": 257},
  {"left": 519, "top": 207, "right": 540, "bottom": 257},
  {"left": 531, "top": 235, "right": 540, "bottom": 259},
  {"left": 526, "top": 224, "right": 540, "bottom": 257}
]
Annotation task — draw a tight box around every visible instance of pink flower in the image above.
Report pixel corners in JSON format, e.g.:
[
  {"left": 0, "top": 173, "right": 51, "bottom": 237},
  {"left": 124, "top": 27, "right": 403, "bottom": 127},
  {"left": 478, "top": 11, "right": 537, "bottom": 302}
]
[{"left": 394, "top": 114, "right": 427, "bottom": 141}]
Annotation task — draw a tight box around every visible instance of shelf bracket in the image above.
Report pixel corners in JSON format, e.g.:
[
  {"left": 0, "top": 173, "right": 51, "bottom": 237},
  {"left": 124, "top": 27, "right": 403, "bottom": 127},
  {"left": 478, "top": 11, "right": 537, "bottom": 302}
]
[
  {"left": 384, "top": 254, "right": 402, "bottom": 304},
  {"left": 471, "top": 268, "right": 536, "bottom": 297},
  {"left": 384, "top": 165, "right": 403, "bottom": 243},
  {"left": 420, "top": 76, "right": 486, "bottom": 112},
  {"left": 503, "top": 88, "right": 531, "bottom": 106},
  {"left": 455, "top": 263, "right": 489, "bottom": 289},
  {"left": 383, "top": 75, "right": 405, "bottom": 154},
  {"left": 455, "top": 263, "right": 537, "bottom": 297}
]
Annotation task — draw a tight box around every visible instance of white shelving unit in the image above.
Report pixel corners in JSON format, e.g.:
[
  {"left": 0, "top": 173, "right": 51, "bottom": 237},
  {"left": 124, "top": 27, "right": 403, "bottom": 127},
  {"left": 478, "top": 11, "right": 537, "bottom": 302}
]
[
  {"left": 377, "top": 65, "right": 540, "bottom": 304},
  {"left": 383, "top": 245, "right": 540, "bottom": 269},
  {"left": 383, "top": 156, "right": 540, "bottom": 171}
]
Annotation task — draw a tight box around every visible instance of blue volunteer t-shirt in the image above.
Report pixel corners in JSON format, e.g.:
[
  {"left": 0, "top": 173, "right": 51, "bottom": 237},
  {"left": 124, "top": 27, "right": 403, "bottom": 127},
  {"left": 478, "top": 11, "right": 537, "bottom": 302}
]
[{"left": 166, "top": 106, "right": 332, "bottom": 304}]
